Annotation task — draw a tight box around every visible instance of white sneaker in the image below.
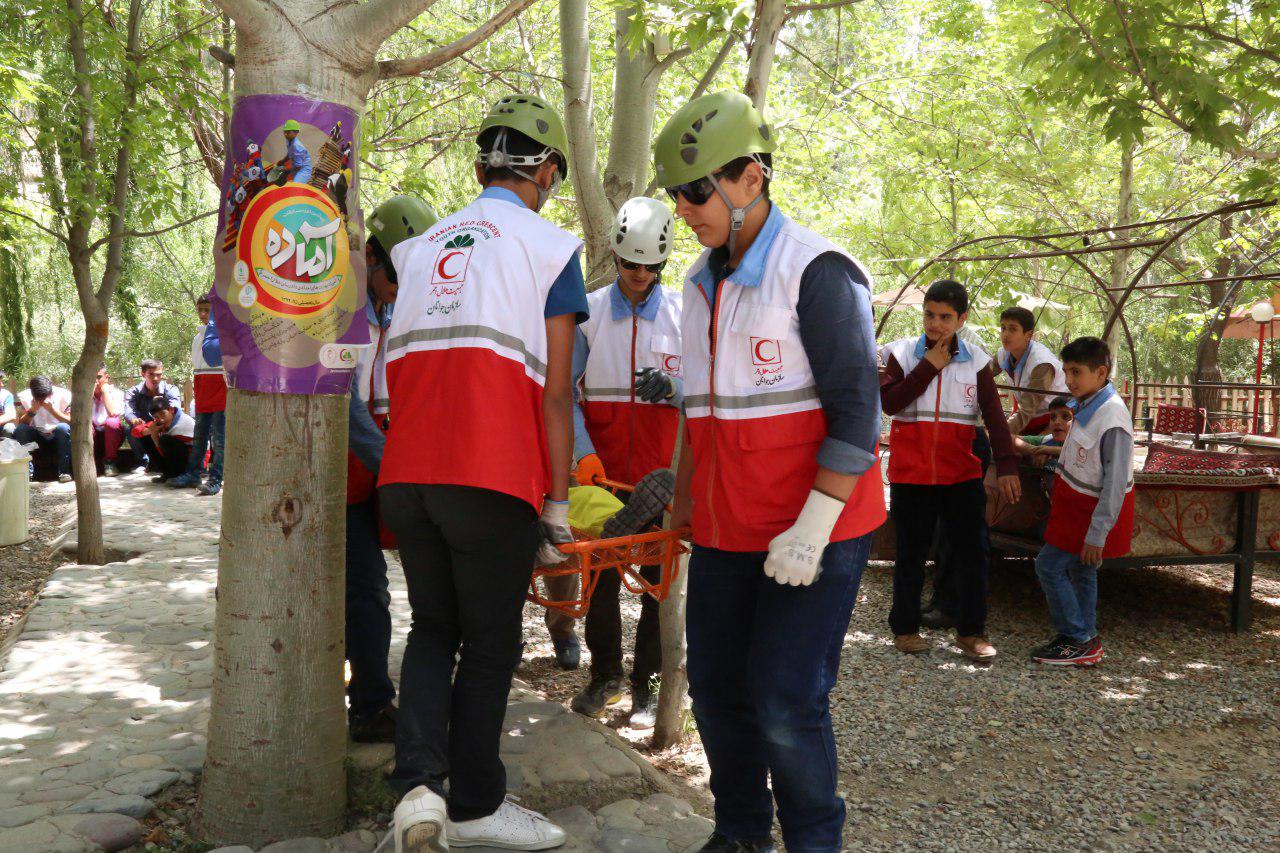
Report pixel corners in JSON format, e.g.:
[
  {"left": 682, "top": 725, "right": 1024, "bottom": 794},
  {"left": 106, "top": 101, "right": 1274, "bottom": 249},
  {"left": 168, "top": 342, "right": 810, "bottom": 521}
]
[
  {"left": 446, "top": 798, "right": 567, "bottom": 850},
  {"left": 393, "top": 786, "right": 449, "bottom": 853}
]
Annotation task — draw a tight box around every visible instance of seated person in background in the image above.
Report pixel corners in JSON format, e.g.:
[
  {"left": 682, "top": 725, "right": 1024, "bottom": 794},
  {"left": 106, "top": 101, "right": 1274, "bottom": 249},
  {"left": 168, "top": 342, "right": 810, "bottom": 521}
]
[
  {"left": 92, "top": 365, "right": 126, "bottom": 476},
  {"left": 122, "top": 360, "right": 182, "bottom": 473},
  {"left": 1015, "top": 395, "right": 1074, "bottom": 474},
  {"left": 0, "top": 371, "right": 16, "bottom": 438},
  {"left": 136, "top": 396, "right": 194, "bottom": 484},
  {"left": 991, "top": 307, "right": 1068, "bottom": 436},
  {"left": 1032, "top": 337, "right": 1134, "bottom": 668},
  {"left": 15, "top": 376, "right": 73, "bottom": 482}
]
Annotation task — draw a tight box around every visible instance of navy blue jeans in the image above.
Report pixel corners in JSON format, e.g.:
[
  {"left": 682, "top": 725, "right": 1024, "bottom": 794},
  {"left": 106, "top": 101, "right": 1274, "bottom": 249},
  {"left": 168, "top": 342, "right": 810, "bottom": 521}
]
[
  {"left": 1034, "top": 543, "right": 1098, "bottom": 644},
  {"left": 687, "top": 534, "right": 871, "bottom": 852},
  {"left": 345, "top": 499, "right": 396, "bottom": 721},
  {"left": 184, "top": 410, "right": 225, "bottom": 483},
  {"left": 12, "top": 423, "right": 71, "bottom": 476}
]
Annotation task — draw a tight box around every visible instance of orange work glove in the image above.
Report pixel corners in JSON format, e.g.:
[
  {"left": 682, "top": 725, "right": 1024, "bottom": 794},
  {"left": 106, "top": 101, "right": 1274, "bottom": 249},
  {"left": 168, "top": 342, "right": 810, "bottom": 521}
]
[{"left": 574, "top": 453, "right": 605, "bottom": 487}]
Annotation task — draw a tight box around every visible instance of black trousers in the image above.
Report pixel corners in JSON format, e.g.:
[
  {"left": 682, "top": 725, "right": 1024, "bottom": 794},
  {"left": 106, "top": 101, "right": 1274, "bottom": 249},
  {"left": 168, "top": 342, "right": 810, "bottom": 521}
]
[
  {"left": 155, "top": 435, "right": 190, "bottom": 477},
  {"left": 585, "top": 562, "right": 662, "bottom": 692},
  {"left": 379, "top": 483, "right": 539, "bottom": 822},
  {"left": 889, "top": 479, "right": 989, "bottom": 637},
  {"left": 928, "top": 429, "right": 992, "bottom": 617}
]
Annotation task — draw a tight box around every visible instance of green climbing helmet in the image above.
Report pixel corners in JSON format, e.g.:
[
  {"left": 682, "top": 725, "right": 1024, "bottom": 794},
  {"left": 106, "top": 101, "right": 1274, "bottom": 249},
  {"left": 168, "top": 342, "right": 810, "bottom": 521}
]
[
  {"left": 477, "top": 94, "right": 570, "bottom": 178},
  {"left": 366, "top": 194, "right": 438, "bottom": 253},
  {"left": 282, "top": 119, "right": 301, "bottom": 132},
  {"left": 653, "top": 91, "right": 777, "bottom": 188}
]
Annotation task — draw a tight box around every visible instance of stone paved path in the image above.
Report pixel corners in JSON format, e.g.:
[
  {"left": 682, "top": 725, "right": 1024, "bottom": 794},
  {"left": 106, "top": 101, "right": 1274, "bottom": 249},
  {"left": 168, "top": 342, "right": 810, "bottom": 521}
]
[{"left": 0, "top": 474, "right": 706, "bottom": 852}]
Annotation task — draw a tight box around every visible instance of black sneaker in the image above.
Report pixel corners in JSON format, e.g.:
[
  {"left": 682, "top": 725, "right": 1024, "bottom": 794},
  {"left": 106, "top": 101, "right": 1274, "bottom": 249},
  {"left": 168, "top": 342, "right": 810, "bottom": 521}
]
[
  {"left": 570, "top": 677, "right": 623, "bottom": 717},
  {"left": 628, "top": 688, "right": 659, "bottom": 730},
  {"left": 696, "top": 832, "right": 776, "bottom": 853},
  {"left": 1032, "top": 638, "right": 1099, "bottom": 666},
  {"left": 1029, "top": 635, "right": 1069, "bottom": 660},
  {"left": 602, "top": 469, "right": 676, "bottom": 538},
  {"left": 552, "top": 634, "right": 581, "bottom": 671},
  {"left": 152, "top": 473, "right": 170, "bottom": 484},
  {"left": 350, "top": 703, "right": 398, "bottom": 743}
]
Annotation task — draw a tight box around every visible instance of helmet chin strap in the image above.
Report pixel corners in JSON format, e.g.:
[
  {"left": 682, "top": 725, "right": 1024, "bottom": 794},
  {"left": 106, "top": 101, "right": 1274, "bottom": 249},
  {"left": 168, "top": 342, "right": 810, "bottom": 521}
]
[
  {"left": 480, "top": 127, "right": 562, "bottom": 212},
  {"left": 707, "top": 171, "right": 766, "bottom": 259}
]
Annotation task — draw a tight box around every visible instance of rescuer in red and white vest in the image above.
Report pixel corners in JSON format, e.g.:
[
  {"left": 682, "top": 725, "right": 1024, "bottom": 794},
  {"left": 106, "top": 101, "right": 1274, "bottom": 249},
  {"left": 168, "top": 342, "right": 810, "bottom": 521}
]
[
  {"left": 879, "top": 280, "right": 1023, "bottom": 664},
  {"left": 343, "top": 194, "right": 437, "bottom": 746},
  {"left": 1033, "top": 336, "right": 1134, "bottom": 666},
  {"left": 165, "top": 295, "right": 226, "bottom": 493},
  {"left": 656, "top": 92, "right": 886, "bottom": 852},
  {"left": 992, "top": 305, "right": 1069, "bottom": 435},
  {"left": 378, "top": 95, "right": 583, "bottom": 852},
  {"left": 567, "top": 197, "right": 682, "bottom": 727}
]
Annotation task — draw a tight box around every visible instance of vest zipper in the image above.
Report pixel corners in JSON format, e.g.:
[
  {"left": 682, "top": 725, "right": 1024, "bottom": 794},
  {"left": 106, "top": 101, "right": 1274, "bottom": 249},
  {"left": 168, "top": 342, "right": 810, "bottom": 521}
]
[
  {"left": 628, "top": 312, "right": 638, "bottom": 484},
  {"left": 931, "top": 368, "right": 943, "bottom": 485},
  {"left": 699, "top": 284, "right": 724, "bottom": 548}
]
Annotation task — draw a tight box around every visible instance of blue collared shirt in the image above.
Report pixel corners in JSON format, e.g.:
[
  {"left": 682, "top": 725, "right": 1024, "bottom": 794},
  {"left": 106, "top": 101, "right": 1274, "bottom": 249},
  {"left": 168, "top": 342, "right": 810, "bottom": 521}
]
[
  {"left": 913, "top": 333, "right": 976, "bottom": 363},
  {"left": 479, "top": 187, "right": 589, "bottom": 323},
  {"left": 690, "top": 203, "right": 880, "bottom": 477},
  {"left": 287, "top": 136, "right": 312, "bottom": 184}
]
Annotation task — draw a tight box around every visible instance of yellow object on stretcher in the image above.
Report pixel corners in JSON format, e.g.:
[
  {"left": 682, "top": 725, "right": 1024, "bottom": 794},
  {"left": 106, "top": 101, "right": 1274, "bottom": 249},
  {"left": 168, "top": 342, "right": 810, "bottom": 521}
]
[{"left": 566, "top": 484, "right": 625, "bottom": 537}]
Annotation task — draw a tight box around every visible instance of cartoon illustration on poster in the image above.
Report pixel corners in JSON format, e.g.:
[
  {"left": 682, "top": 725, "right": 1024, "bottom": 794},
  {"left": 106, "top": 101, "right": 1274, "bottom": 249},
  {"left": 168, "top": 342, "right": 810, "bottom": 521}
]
[{"left": 210, "top": 94, "right": 368, "bottom": 395}]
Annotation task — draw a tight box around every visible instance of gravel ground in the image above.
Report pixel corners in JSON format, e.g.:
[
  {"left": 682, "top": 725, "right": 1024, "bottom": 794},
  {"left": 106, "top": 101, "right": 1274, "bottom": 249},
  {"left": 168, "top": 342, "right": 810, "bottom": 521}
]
[
  {"left": 519, "top": 555, "right": 1280, "bottom": 850},
  {"left": 0, "top": 480, "right": 74, "bottom": 645}
]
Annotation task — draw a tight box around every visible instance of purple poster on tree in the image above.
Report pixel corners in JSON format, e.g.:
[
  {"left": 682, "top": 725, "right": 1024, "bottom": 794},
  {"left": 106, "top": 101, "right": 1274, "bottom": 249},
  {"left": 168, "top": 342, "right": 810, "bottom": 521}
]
[{"left": 210, "top": 94, "right": 369, "bottom": 395}]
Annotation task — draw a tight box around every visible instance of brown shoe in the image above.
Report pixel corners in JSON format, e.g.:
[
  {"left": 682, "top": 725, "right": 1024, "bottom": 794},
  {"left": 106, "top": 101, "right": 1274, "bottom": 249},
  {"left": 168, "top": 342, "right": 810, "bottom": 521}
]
[
  {"left": 893, "top": 633, "right": 928, "bottom": 654},
  {"left": 956, "top": 635, "right": 997, "bottom": 662}
]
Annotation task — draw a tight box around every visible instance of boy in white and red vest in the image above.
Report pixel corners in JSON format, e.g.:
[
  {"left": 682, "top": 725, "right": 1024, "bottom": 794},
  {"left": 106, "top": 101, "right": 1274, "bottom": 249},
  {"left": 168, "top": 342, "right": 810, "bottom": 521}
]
[
  {"left": 991, "top": 305, "right": 1069, "bottom": 435},
  {"left": 168, "top": 295, "right": 225, "bottom": 494},
  {"left": 657, "top": 92, "right": 885, "bottom": 853},
  {"left": 343, "top": 194, "right": 437, "bottom": 745},
  {"left": 380, "top": 95, "right": 582, "bottom": 851},
  {"left": 880, "top": 279, "right": 1022, "bottom": 662},
  {"left": 1031, "top": 336, "right": 1133, "bottom": 666},
  {"left": 567, "top": 196, "right": 682, "bottom": 726}
]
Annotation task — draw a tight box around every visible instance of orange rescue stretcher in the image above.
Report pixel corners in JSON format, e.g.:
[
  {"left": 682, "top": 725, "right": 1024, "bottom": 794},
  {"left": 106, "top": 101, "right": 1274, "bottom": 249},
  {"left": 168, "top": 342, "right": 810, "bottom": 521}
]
[{"left": 528, "top": 477, "right": 690, "bottom": 618}]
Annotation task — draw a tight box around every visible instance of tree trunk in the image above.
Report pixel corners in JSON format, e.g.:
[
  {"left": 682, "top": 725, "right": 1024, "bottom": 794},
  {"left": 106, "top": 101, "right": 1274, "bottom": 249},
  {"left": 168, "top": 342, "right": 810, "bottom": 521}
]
[
  {"left": 559, "top": 0, "right": 615, "bottom": 287},
  {"left": 1105, "top": 143, "right": 1134, "bottom": 362},
  {"left": 744, "top": 0, "right": 786, "bottom": 109},
  {"left": 653, "top": 417, "right": 688, "bottom": 749},
  {"left": 1193, "top": 217, "right": 1237, "bottom": 413},
  {"left": 197, "top": 10, "right": 372, "bottom": 842},
  {"left": 69, "top": 286, "right": 107, "bottom": 566},
  {"left": 199, "top": 390, "right": 350, "bottom": 846}
]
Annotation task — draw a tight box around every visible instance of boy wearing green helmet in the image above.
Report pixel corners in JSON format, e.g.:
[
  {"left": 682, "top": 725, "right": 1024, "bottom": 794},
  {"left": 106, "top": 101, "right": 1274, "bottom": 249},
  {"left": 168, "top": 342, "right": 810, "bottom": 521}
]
[
  {"left": 345, "top": 194, "right": 438, "bottom": 745},
  {"left": 380, "top": 94, "right": 585, "bottom": 852},
  {"left": 657, "top": 91, "right": 885, "bottom": 851}
]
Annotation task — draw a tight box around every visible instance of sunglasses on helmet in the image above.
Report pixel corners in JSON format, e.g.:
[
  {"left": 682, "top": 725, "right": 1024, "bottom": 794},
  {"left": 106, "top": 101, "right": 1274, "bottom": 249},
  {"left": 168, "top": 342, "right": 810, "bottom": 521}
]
[{"left": 664, "top": 175, "right": 718, "bottom": 206}]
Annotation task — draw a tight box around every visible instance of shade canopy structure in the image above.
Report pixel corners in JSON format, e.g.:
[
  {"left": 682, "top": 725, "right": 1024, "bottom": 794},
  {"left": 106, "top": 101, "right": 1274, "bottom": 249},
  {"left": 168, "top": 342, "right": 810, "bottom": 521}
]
[
  {"left": 1222, "top": 305, "right": 1280, "bottom": 340},
  {"left": 874, "top": 198, "right": 1280, "bottom": 413}
]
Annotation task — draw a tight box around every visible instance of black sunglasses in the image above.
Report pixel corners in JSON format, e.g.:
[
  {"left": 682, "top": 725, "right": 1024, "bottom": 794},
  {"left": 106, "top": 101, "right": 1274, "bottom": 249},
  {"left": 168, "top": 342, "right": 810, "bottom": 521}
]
[
  {"left": 664, "top": 175, "right": 718, "bottom": 206},
  {"left": 618, "top": 258, "right": 665, "bottom": 273}
]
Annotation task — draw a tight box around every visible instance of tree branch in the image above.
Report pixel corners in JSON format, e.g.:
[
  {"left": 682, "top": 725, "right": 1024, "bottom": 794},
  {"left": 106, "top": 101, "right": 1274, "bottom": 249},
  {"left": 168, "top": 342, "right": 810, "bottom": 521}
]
[
  {"left": 207, "top": 43, "right": 235, "bottom": 67},
  {"left": 690, "top": 33, "right": 736, "bottom": 100},
  {"left": 343, "top": 0, "right": 443, "bottom": 52},
  {"left": 785, "top": 0, "right": 864, "bottom": 19},
  {"left": 203, "top": 0, "right": 267, "bottom": 30},
  {"left": 0, "top": 206, "right": 69, "bottom": 245},
  {"left": 745, "top": 0, "right": 786, "bottom": 109},
  {"left": 378, "top": 0, "right": 539, "bottom": 79},
  {"left": 88, "top": 208, "right": 218, "bottom": 254}
]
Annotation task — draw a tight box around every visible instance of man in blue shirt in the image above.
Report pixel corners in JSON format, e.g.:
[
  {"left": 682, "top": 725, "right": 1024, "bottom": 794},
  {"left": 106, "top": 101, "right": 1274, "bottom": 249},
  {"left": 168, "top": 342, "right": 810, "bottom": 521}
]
[
  {"left": 282, "top": 119, "right": 312, "bottom": 184},
  {"left": 122, "top": 359, "right": 182, "bottom": 472}
]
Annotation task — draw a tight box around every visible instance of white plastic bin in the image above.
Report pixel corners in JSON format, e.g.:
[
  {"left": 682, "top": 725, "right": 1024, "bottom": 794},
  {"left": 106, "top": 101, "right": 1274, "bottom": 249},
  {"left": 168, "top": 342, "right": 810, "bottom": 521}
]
[{"left": 0, "top": 446, "right": 31, "bottom": 547}]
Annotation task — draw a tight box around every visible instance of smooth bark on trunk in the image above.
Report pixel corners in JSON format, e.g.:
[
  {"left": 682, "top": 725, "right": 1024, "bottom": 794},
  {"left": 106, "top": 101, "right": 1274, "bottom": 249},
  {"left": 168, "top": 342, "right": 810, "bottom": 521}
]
[
  {"left": 199, "top": 390, "right": 349, "bottom": 845},
  {"left": 1104, "top": 143, "right": 1134, "bottom": 362},
  {"left": 68, "top": 311, "right": 107, "bottom": 565},
  {"left": 744, "top": 0, "right": 786, "bottom": 109},
  {"left": 654, "top": 417, "right": 688, "bottom": 748},
  {"left": 1194, "top": 217, "right": 1237, "bottom": 413}
]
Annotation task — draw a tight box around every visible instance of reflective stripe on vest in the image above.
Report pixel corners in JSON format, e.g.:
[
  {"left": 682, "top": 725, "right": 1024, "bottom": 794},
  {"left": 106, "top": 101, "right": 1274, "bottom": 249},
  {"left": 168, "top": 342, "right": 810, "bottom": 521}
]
[
  {"left": 680, "top": 215, "right": 885, "bottom": 551},
  {"left": 379, "top": 196, "right": 582, "bottom": 507},
  {"left": 579, "top": 284, "right": 683, "bottom": 483}
]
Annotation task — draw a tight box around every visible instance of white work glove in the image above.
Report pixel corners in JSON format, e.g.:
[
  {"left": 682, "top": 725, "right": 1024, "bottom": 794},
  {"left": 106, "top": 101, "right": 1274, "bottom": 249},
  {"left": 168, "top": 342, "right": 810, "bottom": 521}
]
[
  {"left": 763, "top": 489, "right": 846, "bottom": 587},
  {"left": 535, "top": 498, "right": 573, "bottom": 566}
]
